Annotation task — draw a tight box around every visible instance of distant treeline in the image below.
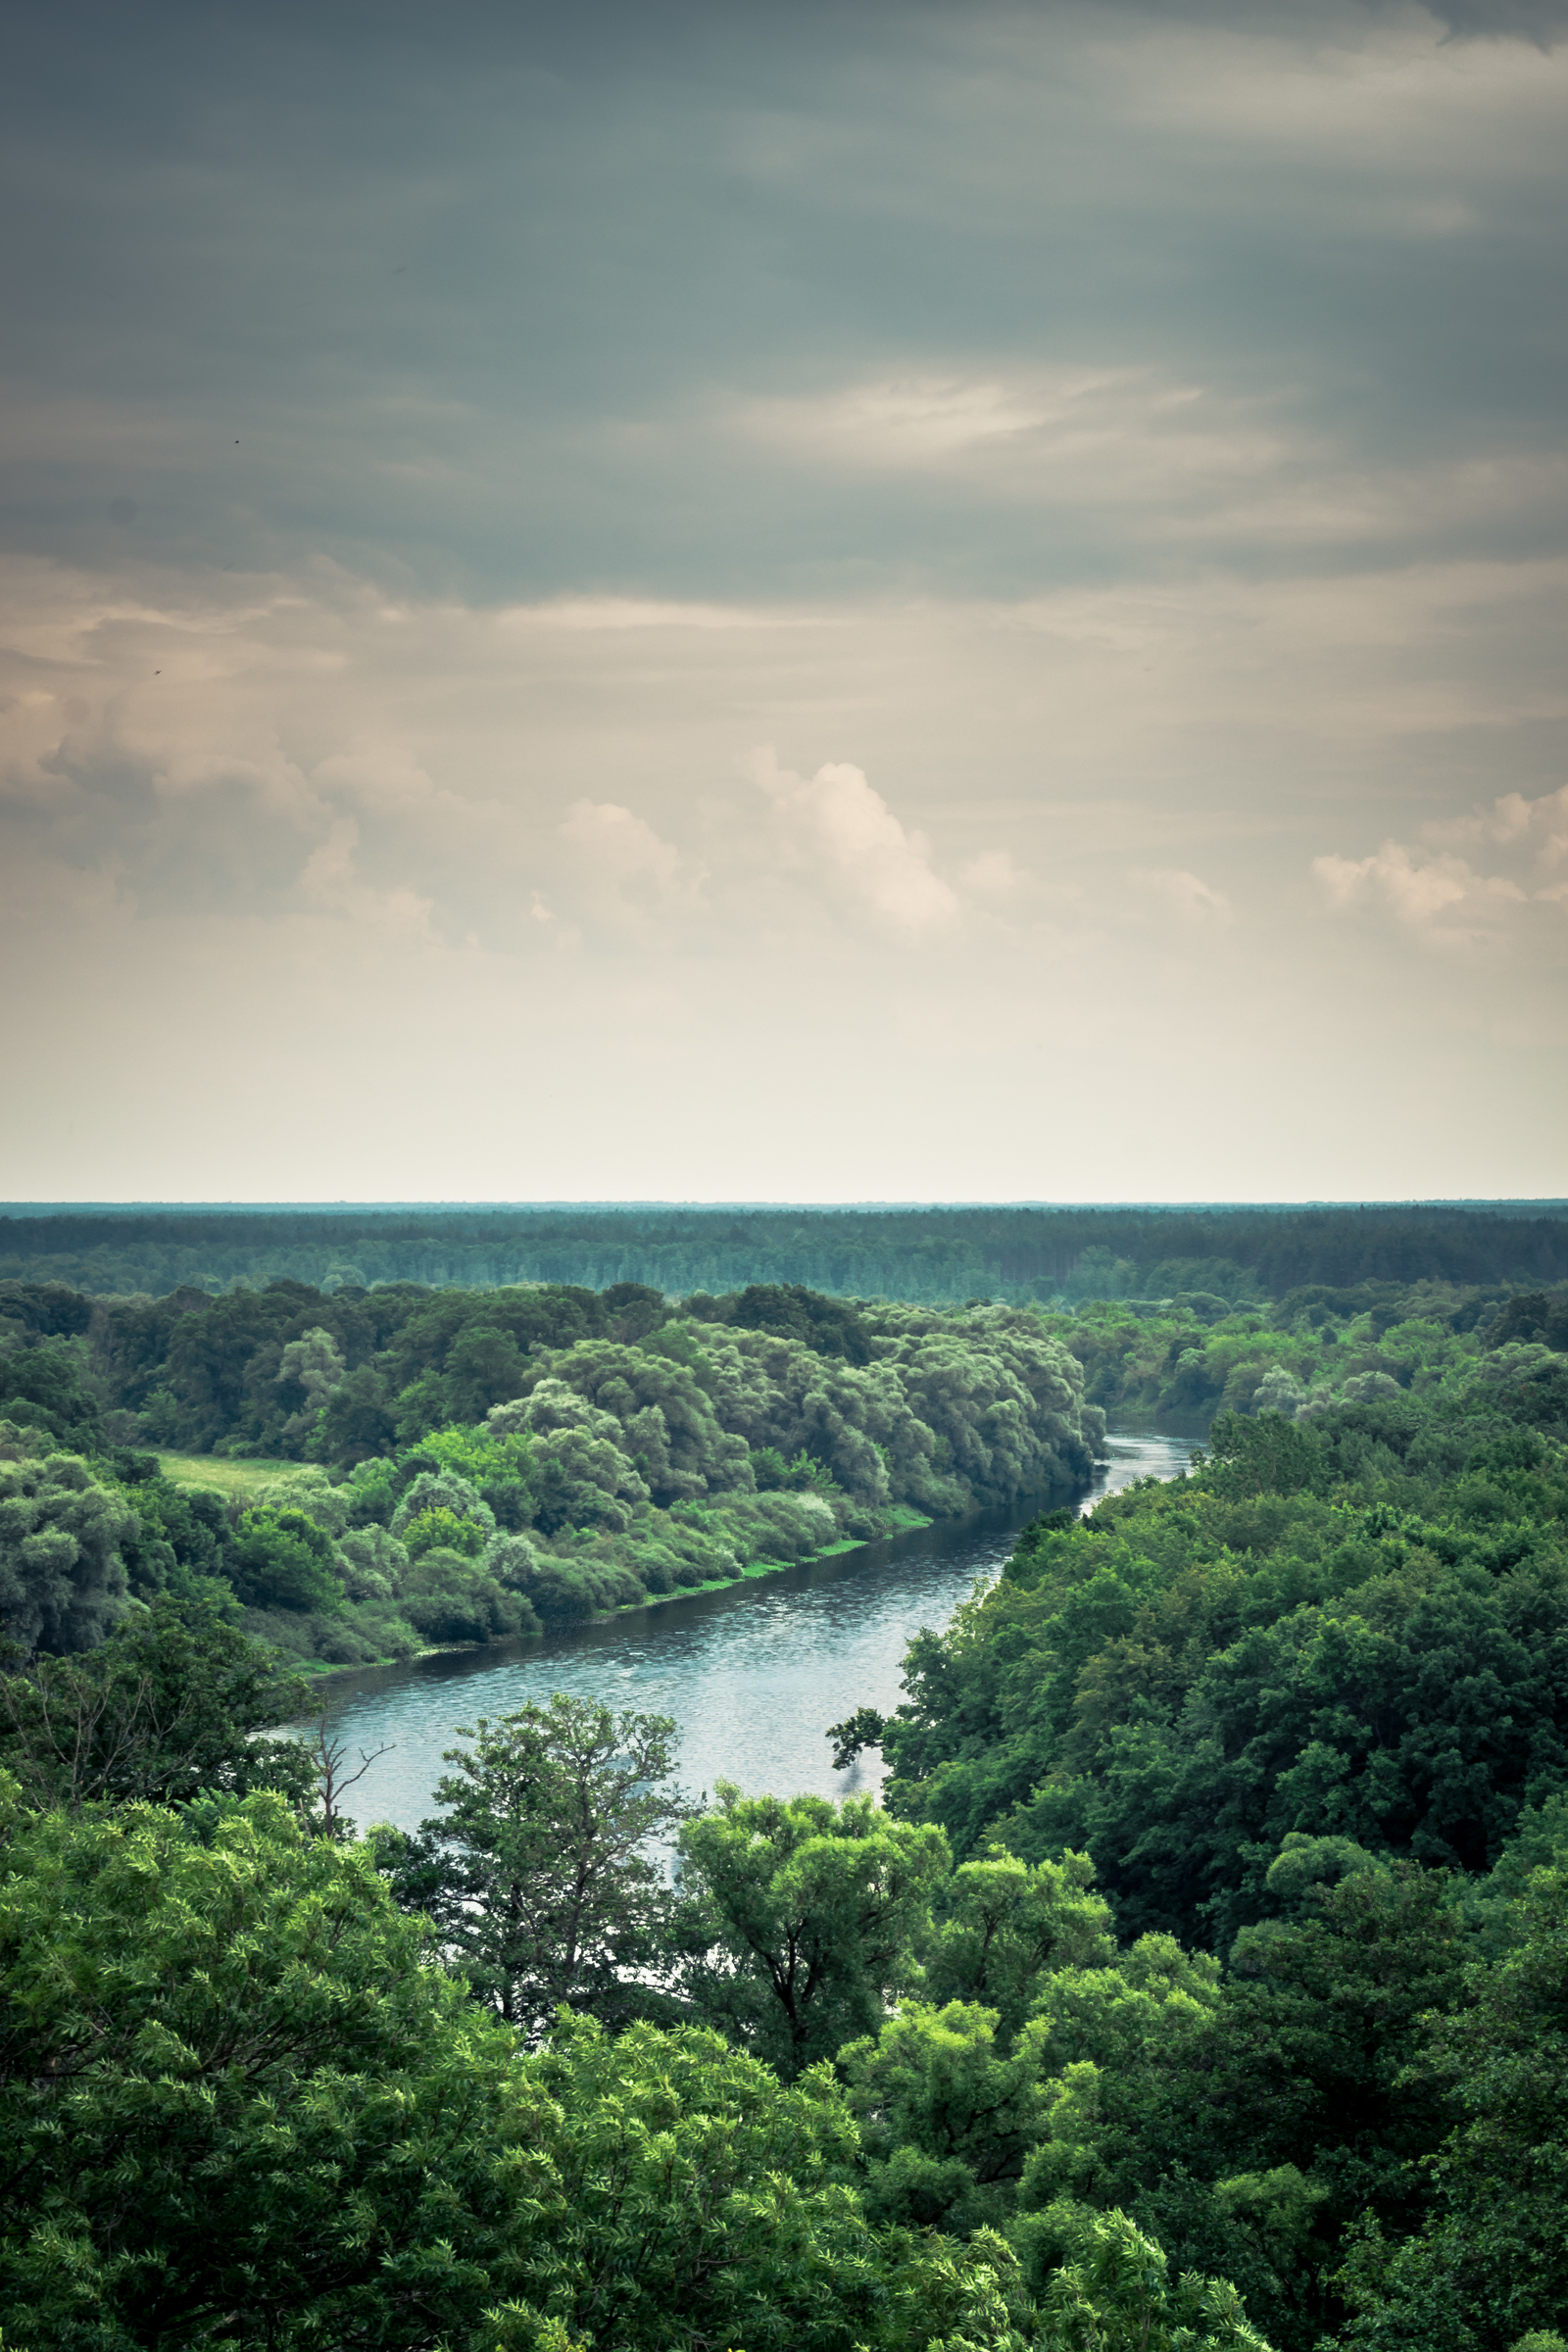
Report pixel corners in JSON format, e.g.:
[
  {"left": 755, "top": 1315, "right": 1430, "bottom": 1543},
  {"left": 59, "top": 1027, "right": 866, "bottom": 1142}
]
[{"left": 3, "top": 1201, "right": 1567, "bottom": 1303}]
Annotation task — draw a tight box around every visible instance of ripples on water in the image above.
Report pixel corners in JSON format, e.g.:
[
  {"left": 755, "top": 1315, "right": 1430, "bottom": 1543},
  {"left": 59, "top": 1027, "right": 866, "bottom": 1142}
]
[{"left": 311, "top": 1430, "right": 1196, "bottom": 1833}]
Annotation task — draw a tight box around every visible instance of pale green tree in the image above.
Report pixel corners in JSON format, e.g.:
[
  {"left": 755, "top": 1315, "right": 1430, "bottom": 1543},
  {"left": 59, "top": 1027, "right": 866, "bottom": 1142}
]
[
  {"left": 0, "top": 1453, "right": 131, "bottom": 1657},
  {"left": 1037, "top": 2207, "right": 1274, "bottom": 2352}
]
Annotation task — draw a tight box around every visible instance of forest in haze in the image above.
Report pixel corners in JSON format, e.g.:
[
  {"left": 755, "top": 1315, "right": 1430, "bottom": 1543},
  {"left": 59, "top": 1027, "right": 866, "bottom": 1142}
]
[
  {"left": 1, "top": 1213, "right": 1567, "bottom": 2349},
  {"left": 4, "top": 1200, "right": 1566, "bottom": 1305}
]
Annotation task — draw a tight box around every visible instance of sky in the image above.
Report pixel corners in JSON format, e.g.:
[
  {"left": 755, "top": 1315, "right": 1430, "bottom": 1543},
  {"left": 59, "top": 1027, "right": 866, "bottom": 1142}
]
[{"left": 2, "top": 0, "right": 1565, "bottom": 1205}]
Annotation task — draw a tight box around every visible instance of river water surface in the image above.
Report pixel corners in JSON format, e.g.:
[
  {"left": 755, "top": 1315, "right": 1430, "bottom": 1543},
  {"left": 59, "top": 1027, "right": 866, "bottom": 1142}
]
[{"left": 313, "top": 1430, "right": 1195, "bottom": 1833}]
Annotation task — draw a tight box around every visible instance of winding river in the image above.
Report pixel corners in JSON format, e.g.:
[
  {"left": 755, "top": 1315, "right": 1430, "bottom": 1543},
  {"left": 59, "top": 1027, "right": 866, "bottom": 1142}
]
[{"left": 312, "top": 1430, "right": 1196, "bottom": 1834}]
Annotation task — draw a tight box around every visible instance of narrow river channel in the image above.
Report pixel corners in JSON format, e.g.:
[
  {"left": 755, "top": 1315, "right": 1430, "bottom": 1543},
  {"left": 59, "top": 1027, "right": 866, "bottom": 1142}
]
[{"left": 312, "top": 1429, "right": 1196, "bottom": 1834}]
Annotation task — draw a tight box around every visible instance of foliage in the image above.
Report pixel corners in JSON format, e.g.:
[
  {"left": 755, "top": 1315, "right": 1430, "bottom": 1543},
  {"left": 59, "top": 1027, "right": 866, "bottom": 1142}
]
[
  {"left": 0, "top": 1452, "right": 131, "bottom": 1658},
  {"left": 1337, "top": 1862, "right": 1568, "bottom": 2351},
  {"left": 9, "top": 1259, "right": 1568, "bottom": 2352},
  {"left": 229, "top": 1502, "right": 343, "bottom": 1613},
  {"left": 922, "top": 1847, "right": 1117, "bottom": 2039},
  {"left": 842, "top": 1997, "right": 1051, "bottom": 2233},
  {"left": 0, "top": 1781, "right": 1219, "bottom": 2352},
  {"left": 685, "top": 1281, "right": 877, "bottom": 1362},
  {"left": 0, "top": 1280, "right": 1113, "bottom": 1670},
  {"left": 0, "top": 1334, "right": 102, "bottom": 1448},
  {"left": 0, "top": 1595, "right": 315, "bottom": 1807},
  {"left": 0, "top": 1787, "right": 552, "bottom": 2352},
  {"left": 1033, "top": 2206, "right": 1274, "bottom": 2351},
  {"left": 678, "top": 1785, "right": 951, "bottom": 2077},
  {"left": 818, "top": 1343, "right": 1568, "bottom": 2346},
  {"left": 496, "top": 2011, "right": 953, "bottom": 2352},
  {"left": 878, "top": 1357, "right": 1568, "bottom": 1948},
  {"left": 378, "top": 1696, "right": 694, "bottom": 2035}
]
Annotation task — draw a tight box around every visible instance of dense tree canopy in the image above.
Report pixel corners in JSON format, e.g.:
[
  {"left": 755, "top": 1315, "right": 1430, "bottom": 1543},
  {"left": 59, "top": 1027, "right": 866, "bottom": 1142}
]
[
  {"left": 0, "top": 1779, "right": 1253, "bottom": 2352},
  {"left": 4, "top": 1201, "right": 1565, "bottom": 1303},
  {"left": 876, "top": 1362, "right": 1568, "bottom": 1951},
  {"left": 0, "top": 1786, "right": 543, "bottom": 2352},
  {"left": 0, "top": 1286, "right": 1107, "bottom": 1669},
  {"left": 0, "top": 1259, "right": 1566, "bottom": 2352}
]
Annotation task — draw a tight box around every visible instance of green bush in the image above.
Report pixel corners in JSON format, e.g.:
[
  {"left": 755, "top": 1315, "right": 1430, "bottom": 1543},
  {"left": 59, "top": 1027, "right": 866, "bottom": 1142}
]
[
  {"left": 401, "top": 1503, "right": 486, "bottom": 1559},
  {"left": 229, "top": 1506, "right": 342, "bottom": 1614}
]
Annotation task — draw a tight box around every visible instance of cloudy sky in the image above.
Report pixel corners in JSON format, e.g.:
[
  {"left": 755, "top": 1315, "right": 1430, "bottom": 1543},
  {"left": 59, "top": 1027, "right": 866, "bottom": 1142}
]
[{"left": 2, "top": 0, "right": 1565, "bottom": 1203}]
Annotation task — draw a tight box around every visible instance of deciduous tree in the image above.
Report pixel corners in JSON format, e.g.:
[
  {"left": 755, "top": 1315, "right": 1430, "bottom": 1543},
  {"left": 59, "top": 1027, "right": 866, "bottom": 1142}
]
[
  {"left": 678, "top": 1786, "right": 950, "bottom": 2076},
  {"left": 378, "top": 1694, "right": 692, "bottom": 2034}
]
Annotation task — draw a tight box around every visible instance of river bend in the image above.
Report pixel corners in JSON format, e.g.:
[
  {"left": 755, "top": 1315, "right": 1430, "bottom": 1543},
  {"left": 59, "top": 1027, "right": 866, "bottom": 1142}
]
[{"left": 311, "top": 1430, "right": 1195, "bottom": 1833}]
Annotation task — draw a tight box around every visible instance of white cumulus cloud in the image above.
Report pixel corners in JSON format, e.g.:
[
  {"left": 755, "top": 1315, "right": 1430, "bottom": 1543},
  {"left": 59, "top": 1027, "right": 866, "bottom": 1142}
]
[
  {"left": 1312, "top": 779, "right": 1568, "bottom": 946},
  {"left": 1312, "top": 839, "right": 1529, "bottom": 939},
  {"left": 752, "top": 748, "right": 960, "bottom": 935},
  {"left": 560, "top": 799, "right": 684, "bottom": 893},
  {"left": 298, "top": 816, "right": 436, "bottom": 939}
]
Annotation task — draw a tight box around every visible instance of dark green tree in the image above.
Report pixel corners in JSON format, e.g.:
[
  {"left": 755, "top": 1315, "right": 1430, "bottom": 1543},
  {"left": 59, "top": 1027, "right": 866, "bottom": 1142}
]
[
  {"left": 1215, "top": 1848, "right": 1467, "bottom": 2251},
  {"left": 444, "top": 1322, "right": 529, "bottom": 1423},
  {"left": 0, "top": 1595, "right": 315, "bottom": 1808},
  {"left": 1339, "top": 1862, "right": 1568, "bottom": 2351},
  {"left": 310, "top": 1362, "right": 397, "bottom": 1465},
  {"left": 228, "top": 1504, "right": 342, "bottom": 1613},
  {"left": 0, "top": 1336, "right": 102, "bottom": 1448}
]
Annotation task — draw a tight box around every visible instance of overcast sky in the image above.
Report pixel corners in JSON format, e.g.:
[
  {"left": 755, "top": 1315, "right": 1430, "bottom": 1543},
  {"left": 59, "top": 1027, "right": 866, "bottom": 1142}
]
[{"left": 2, "top": 0, "right": 1565, "bottom": 1203}]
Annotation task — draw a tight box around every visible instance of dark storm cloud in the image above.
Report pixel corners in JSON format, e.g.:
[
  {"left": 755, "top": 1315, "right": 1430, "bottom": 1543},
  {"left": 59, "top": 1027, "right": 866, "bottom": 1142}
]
[
  {"left": 1430, "top": 0, "right": 1568, "bottom": 38},
  {"left": 2, "top": 0, "right": 1565, "bottom": 601}
]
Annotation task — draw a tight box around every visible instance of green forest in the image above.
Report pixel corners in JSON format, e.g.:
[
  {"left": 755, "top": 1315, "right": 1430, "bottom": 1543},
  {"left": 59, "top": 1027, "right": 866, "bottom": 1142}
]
[
  {"left": 1, "top": 1236, "right": 1567, "bottom": 2350},
  {"left": 0, "top": 1278, "right": 1102, "bottom": 1668},
  {"left": 3, "top": 1200, "right": 1566, "bottom": 1305},
  {"left": 2, "top": 1253, "right": 1561, "bottom": 1670}
]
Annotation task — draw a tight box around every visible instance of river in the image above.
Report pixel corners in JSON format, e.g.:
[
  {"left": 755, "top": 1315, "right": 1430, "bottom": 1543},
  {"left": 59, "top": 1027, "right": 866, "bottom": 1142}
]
[{"left": 311, "top": 1429, "right": 1196, "bottom": 1834}]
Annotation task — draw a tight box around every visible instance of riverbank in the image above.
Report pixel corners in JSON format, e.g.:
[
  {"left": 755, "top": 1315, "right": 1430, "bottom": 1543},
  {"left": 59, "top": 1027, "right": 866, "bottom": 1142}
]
[
  {"left": 302, "top": 1431, "right": 1199, "bottom": 1826},
  {"left": 294, "top": 1500, "right": 938, "bottom": 1682},
  {"left": 152, "top": 1448, "right": 940, "bottom": 1679}
]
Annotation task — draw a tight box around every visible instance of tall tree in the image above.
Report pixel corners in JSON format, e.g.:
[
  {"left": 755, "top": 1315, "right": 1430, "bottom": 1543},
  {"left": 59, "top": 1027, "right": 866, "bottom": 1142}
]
[
  {"left": 378, "top": 1694, "right": 693, "bottom": 2034},
  {"left": 678, "top": 1786, "right": 950, "bottom": 2077}
]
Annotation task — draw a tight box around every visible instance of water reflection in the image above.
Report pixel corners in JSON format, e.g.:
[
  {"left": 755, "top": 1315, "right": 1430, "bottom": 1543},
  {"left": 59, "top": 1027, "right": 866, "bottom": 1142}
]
[{"left": 311, "top": 1429, "right": 1194, "bottom": 1833}]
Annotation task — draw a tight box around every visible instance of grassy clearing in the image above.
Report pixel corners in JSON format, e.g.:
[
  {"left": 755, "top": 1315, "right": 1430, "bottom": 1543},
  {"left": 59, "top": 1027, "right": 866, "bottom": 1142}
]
[{"left": 154, "top": 1452, "right": 316, "bottom": 1498}]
